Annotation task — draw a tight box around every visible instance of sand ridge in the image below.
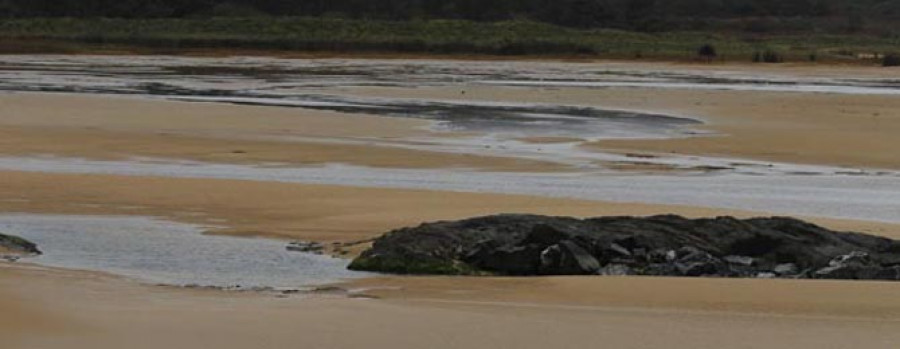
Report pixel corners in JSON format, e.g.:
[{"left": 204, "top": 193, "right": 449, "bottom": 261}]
[{"left": 2, "top": 170, "right": 899, "bottom": 243}]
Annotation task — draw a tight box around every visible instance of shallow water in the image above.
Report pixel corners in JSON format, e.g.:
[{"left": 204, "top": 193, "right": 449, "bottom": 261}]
[
  {"left": 170, "top": 94, "right": 700, "bottom": 140},
  {"left": 1, "top": 214, "right": 367, "bottom": 289}
]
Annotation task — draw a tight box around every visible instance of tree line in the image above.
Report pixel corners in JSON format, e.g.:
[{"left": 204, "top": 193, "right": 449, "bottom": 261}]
[{"left": 1, "top": 0, "right": 898, "bottom": 33}]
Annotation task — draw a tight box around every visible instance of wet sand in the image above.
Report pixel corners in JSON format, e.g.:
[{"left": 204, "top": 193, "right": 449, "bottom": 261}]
[
  {"left": 343, "top": 86, "right": 900, "bottom": 170},
  {"left": 0, "top": 93, "right": 561, "bottom": 172}
]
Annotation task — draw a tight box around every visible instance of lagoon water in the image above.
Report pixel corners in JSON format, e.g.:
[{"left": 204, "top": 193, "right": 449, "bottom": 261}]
[{"left": 1, "top": 214, "right": 367, "bottom": 288}]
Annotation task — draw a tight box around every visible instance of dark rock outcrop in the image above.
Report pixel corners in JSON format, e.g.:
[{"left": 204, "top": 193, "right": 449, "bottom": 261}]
[
  {"left": 349, "top": 214, "right": 900, "bottom": 281},
  {"left": 0, "top": 233, "right": 41, "bottom": 256}
]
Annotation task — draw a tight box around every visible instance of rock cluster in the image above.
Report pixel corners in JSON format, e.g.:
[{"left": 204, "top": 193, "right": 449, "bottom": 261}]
[{"left": 349, "top": 215, "right": 900, "bottom": 281}]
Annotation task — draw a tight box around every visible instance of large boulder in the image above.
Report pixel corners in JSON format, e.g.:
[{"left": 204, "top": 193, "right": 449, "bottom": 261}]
[{"left": 349, "top": 214, "right": 900, "bottom": 281}]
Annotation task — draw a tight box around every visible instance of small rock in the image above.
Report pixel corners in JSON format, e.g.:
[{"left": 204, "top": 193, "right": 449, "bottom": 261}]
[
  {"left": 815, "top": 265, "right": 864, "bottom": 280},
  {"left": 675, "top": 248, "right": 722, "bottom": 276},
  {"left": 540, "top": 240, "right": 600, "bottom": 275},
  {"left": 773, "top": 263, "right": 799, "bottom": 276},
  {"left": 287, "top": 241, "right": 325, "bottom": 254},
  {"left": 724, "top": 255, "right": 755, "bottom": 266},
  {"left": 665, "top": 250, "right": 677, "bottom": 262},
  {"left": 676, "top": 261, "right": 719, "bottom": 276},
  {"left": 756, "top": 272, "right": 777, "bottom": 279},
  {"left": 599, "top": 264, "right": 632, "bottom": 276},
  {"left": 607, "top": 243, "right": 632, "bottom": 258},
  {"left": 828, "top": 251, "right": 872, "bottom": 268}
]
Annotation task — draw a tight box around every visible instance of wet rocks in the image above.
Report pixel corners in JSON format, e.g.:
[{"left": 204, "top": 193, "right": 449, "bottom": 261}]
[
  {"left": 349, "top": 214, "right": 900, "bottom": 281},
  {"left": 286, "top": 241, "right": 325, "bottom": 254},
  {"left": 539, "top": 240, "right": 601, "bottom": 275},
  {"left": 599, "top": 264, "right": 633, "bottom": 276},
  {"left": 0, "top": 233, "right": 41, "bottom": 256},
  {"left": 812, "top": 251, "right": 900, "bottom": 280},
  {"left": 773, "top": 263, "right": 800, "bottom": 276}
]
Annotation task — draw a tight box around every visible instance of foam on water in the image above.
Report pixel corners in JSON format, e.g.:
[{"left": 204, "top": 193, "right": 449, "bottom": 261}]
[{"left": 1, "top": 214, "right": 367, "bottom": 288}]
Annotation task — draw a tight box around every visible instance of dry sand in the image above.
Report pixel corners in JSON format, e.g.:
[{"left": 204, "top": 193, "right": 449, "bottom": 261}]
[
  {"left": 343, "top": 85, "right": 900, "bottom": 170},
  {"left": 3, "top": 263, "right": 900, "bottom": 349}
]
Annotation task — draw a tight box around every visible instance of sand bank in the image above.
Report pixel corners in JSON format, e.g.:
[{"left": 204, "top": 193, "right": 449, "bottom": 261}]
[{"left": 0, "top": 93, "right": 560, "bottom": 171}]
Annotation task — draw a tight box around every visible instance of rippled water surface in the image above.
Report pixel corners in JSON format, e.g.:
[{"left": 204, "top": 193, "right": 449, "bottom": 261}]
[{"left": 1, "top": 214, "right": 367, "bottom": 288}]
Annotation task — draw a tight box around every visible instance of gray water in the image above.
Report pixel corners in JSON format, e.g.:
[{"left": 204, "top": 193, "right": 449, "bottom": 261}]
[{"left": 1, "top": 214, "right": 367, "bottom": 289}]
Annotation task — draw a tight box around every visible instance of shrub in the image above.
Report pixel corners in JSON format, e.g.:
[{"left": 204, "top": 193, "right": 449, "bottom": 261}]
[
  {"left": 697, "top": 44, "right": 717, "bottom": 62},
  {"left": 753, "top": 50, "right": 783, "bottom": 63},
  {"left": 884, "top": 53, "right": 900, "bottom": 67}
]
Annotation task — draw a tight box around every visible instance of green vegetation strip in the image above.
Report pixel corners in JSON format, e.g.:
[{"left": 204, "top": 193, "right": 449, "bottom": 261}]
[{"left": 1, "top": 18, "right": 898, "bottom": 61}]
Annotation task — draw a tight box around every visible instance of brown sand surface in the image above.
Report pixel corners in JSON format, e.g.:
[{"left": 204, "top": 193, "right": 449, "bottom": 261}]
[
  {"left": 342, "top": 85, "right": 900, "bottom": 170},
  {"left": 348, "top": 275, "right": 900, "bottom": 318},
  {"left": 3, "top": 170, "right": 898, "bottom": 243},
  {"left": 0, "top": 93, "right": 560, "bottom": 171},
  {"left": 3, "top": 264, "right": 900, "bottom": 349}
]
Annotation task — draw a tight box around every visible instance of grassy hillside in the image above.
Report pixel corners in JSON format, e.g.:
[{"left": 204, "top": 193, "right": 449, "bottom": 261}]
[{"left": 0, "top": 17, "right": 897, "bottom": 62}]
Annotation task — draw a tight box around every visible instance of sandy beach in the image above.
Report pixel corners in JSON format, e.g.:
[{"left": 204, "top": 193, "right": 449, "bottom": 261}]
[
  {"left": 5, "top": 264, "right": 900, "bottom": 349},
  {"left": 2, "top": 57, "right": 899, "bottom": 348}
]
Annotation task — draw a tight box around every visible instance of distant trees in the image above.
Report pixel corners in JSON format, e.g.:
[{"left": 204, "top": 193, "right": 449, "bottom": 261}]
[{"left": 0, "top": 0, "right": 896, "bottom": 34}]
